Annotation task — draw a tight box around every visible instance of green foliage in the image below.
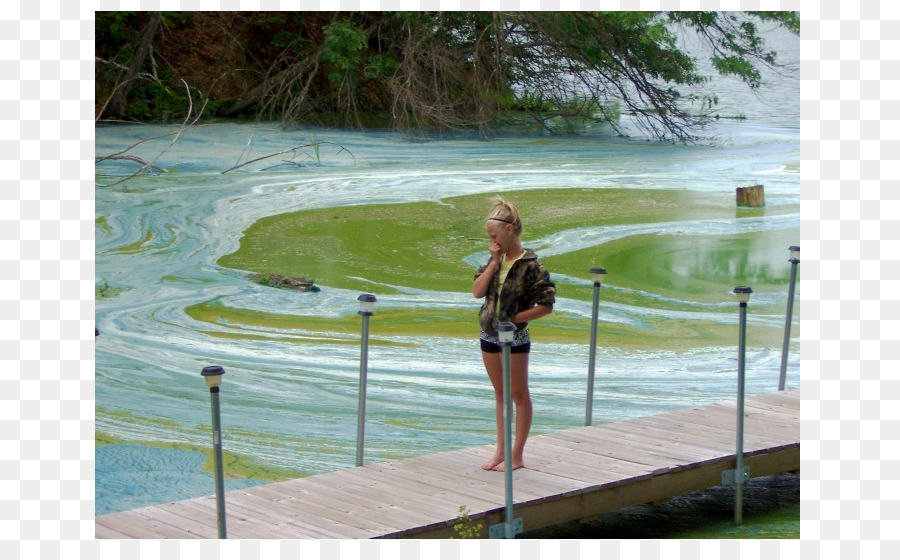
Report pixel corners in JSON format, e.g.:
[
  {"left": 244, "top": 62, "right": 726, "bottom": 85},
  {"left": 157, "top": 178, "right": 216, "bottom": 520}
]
[
  {"left": 751, "top": 11, "right": 800, "bottom": 34},
  {"left": 452, "top": 506, "right": 483, "bottom": 539},
  {"left": 257, "top": 13, "right": 309, "bottom": 53},
  {"left": 712, "top": 55, "right": 762, "bottom": 88},
  {"left": 124, "top": 78, "right": 185, "bottom": 121},
  {"left": 364, "top": 53, "right": 399, "bottom": 80},
  {"left": 95, "top": 11, "right": 143, "bottom": 59},
  {"left": 322, "top": 20, "right": 367, "bottom": 85},
  {"left": 94, "top": 11, "right": 798, "bottom": 139}
]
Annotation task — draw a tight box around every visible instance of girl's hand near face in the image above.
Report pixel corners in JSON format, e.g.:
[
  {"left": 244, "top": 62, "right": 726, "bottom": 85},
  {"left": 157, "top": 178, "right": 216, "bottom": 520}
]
[{"left": 489, "top": 241, "right": 503, "bottom": 263}]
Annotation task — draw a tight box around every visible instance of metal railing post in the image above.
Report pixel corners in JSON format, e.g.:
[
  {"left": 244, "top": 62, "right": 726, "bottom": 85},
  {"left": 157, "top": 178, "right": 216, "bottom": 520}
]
[
  {"left": 489, "top": 322, "right": 522, "bottom": 539},
  {"left": 201, "top": 365, "right": 227, "bottom": 539},
  {"left": 731, "top": 286, "right": 752, "bottom": 525},
  {"left": 356, "top": 294, "right": 376, "bottom": 467},
  {"left": 586, "top": 268, "right": 606, "bottom": 426},
  {"left": 779, "top": 246, "right": 800, "bottom": 391},
  {"left": 502, "top": 333, "right": 514, "bottom": 538}
]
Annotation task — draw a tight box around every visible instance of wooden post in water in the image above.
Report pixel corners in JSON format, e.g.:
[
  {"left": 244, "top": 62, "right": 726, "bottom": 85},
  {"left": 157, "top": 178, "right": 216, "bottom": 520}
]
[{"left": 736, "top": 185, "right": 765, "bottom": 207}]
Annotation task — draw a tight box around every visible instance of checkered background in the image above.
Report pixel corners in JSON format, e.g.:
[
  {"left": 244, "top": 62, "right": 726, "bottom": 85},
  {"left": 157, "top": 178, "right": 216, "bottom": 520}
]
[{"left": 1, "top": 0, "right": 887, "bottom": 558}]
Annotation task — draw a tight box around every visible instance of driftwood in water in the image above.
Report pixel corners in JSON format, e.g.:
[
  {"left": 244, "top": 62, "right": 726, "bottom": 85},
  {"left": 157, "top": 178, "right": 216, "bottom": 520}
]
[
  {"left": 736, "top": 184, "right": 765, "bottom": 207},
  {"left": 247, "top": 273, "right": 320, "bottom": 292}
]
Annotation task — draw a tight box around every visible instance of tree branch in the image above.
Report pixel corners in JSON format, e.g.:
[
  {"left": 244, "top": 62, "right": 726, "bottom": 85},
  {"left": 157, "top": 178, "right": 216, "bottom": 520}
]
[{"left": 221, "top": 142, "right": 355, "bottom": 174}]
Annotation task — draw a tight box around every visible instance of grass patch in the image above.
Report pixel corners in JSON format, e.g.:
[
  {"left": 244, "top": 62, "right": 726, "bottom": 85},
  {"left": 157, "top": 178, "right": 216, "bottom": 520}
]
[
  {"left": 212, "top": 187, "right": 797, "bottom": 351},
  {"left": 542, "top": 227, "right": 801, "bottom": 310},
  {"left": 185, "top": 298, "right": 784, "bottom": 351},
  {"left": 218, "top": 187, "right": 775, "bottom": 296}
]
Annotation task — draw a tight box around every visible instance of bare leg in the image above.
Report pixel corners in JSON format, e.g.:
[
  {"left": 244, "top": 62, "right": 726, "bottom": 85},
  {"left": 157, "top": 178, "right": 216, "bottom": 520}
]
[
  {"left": 481, "top": 351, "right": 505, "bottom": 470},
  {"left": 494, "top": 352, "right": 531, "bottom": 472}
]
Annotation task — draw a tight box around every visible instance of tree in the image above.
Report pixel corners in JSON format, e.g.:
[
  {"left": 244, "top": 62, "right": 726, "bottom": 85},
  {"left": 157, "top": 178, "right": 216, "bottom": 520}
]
[
  {"left": 94, "top": 11, "right": 800, "bottom": 141},
  {"left": 101, "top": 12, "right": 163, "bottom": 120},
  {"left": 227, "top": 11, "right": 798, "bottom": 141}
]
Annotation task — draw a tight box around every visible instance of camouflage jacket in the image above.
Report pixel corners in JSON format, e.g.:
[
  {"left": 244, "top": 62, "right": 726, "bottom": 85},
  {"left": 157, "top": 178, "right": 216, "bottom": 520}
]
[{"left": 474, "top": 249, "right": 556, "bottom": 336}]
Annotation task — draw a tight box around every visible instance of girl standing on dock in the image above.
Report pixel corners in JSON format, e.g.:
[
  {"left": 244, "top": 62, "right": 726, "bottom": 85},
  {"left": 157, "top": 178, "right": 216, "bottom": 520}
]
[{"left": 473, "top": 197, "right": 556, "bottom": 471}]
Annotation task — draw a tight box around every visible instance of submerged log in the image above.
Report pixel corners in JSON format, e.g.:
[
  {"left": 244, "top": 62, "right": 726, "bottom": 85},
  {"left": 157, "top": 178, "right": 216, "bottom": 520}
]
[
  {"left": 247, "top": 273, "right": 320, "bottom": 292},
  {"left": 736, "top": 184, "right": 765, "bottom": 208}
]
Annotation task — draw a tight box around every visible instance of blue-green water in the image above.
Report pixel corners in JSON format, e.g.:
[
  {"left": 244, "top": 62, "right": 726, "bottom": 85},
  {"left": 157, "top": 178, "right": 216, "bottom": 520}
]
[{"left": 95, "top": 445, "right": 266, "bottom": 515}]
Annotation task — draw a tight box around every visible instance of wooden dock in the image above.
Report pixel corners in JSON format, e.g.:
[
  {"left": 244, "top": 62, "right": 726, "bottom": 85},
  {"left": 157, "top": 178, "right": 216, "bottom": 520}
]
[{"left": 96, "top": 389, "right": 799, "bottom": 539}]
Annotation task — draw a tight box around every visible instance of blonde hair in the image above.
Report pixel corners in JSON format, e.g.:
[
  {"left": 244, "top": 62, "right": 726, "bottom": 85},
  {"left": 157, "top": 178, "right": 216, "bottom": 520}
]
[{"left": 486, "top": 197, "right": 523, "bottom": 235}]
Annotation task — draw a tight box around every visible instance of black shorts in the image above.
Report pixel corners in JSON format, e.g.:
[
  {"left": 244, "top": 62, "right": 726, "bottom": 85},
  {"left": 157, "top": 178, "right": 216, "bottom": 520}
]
[{"left": 480, "top": 329, "right": 531, "bottom": 354}]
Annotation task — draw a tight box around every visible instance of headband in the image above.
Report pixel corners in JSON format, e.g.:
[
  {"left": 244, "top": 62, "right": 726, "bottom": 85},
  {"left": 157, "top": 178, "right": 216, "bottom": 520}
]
[{"left": 488, "top": 217, "right": 515, "bottom": 225}]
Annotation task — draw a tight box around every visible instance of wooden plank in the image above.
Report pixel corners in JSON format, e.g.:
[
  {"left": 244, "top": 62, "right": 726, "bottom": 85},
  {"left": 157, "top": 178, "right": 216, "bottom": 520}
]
[
  {"left": 701, "top": 402, "right": 799, "bottom": 427},
  {"left": 95, "top": 510, "right": 197, "bottom": 539},
  {"left": 698, "top": 404, "right": 799, "bottom": 432},
  {"left": 533, "top": 436, "right": 666, "bottom": 479},
  {"left": 153, "top": 499, "right": 252, "bottom": 539},
  {"left": 521, "top": 454, "right": 633, "bottom": 490},
  {"left": 624, "top": 413, "right": 741, "bottom": 443},
  {"left": 307, "top": 469, "right": 453, "bottom": 527},
  {"left": 230, "top": 493, "right": 369, "bottom": 539},
  {"left": 412, "top": 450, "right": 546, "bottom": 499},
  {"left": 273, "top": 477, "right": 436, "bottom": 535},
  {"left": 595, "top": 426, "right": 725, "bottom": 466},
  {"left": 239, "top": 484, "right": 398, "bottom": 537},
  {"left": 593, "top": 425, "right": 734, "bottom": 469},
  {"left": 354, "top": 463, "right": 500, "bottom": 510},
  {"left": 541, "top": 430, "right": 680, "bottom": 470},
  {"left": 642, "top": 413, "right": 789, "bottom": 452},
  {"left": 393, "top": 453, "right": 534, "bottom": 501},
  {"left": 535, "top": 433, "right": 724, "bottom": 481},
  {"left": 663, "top": 408, "right": 794, "bottom": 445},
  {"left": 361, "top": 458, "right": 507, "bottom": 506},
  {"left": 449, "top": 448, "right": 590, "bottom": 502},
  {"left": 524, "top": 440, "right": 646, "bottom": 482},
  {"left": 166, "top": 496, "right": 315, "bottom": 539},
  {"left": 224, "top": 489, "right": 366, "bottom": 539},
  {"left": 527, "top": 435, "right": 656, "bottom": 475},
  {"left": 345, "top": 466, "right": 498, "bottom": 517},
  {"left": 746, "top": 390, "right": 800, "bottom": 409},
  {"left": 94, "top": 522, "right": 132, "bottom": 539},
  {"left": 748, "top": 390, "right": 800, "bottom": 407},
  {"left": 612, "top": 417, "right": 737, "bottom": 456},
  {"left": 723, "top": 399, "right": 800, "bottom": 421},
  {"left": 744, "top": 445, "right": 800, "bottom": 477},
  {"left": 134, "top": 505, "right": 219, "bottom": 539}
]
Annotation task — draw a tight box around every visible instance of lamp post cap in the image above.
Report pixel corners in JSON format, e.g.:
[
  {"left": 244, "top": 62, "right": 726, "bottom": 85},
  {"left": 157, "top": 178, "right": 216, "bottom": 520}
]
[
  {"left": 590, "top": 267, "right": 607, "bottom": 274},
  {"left": 358, "top": 293, "right": 376, "bottom": 316},
  {"left": 201, "top": 365, "right": 225, "bottom": 376},
  {"left": 789, "top": 245, "right": 799, "bottom": 252},
  {"left": 733, "top": 286, "right": 753, "bottom": 294},
  {"left": 497, "top": 321, "right": 516, "bottom": 344}
]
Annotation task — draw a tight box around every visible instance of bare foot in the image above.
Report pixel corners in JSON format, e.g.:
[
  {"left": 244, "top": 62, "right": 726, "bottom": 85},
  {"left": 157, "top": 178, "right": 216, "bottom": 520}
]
[
  {"left": 492, "top": 458, "right": 525, "bottom": 472},
  {"left": 482, "top": 453, "right": 504, "bottom": 471}
]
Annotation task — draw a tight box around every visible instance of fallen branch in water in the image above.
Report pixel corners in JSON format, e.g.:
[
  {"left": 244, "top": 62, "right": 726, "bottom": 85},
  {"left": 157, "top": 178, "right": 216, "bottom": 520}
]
[
  {"left": 96, "top": 80, "right": 209, "bottom": 186},
  {"left": 95, "top": 154, "right": 167, "bottom": 172},
  {"left": 221, "top": 141, "right": 355, "bottom": 174}
]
